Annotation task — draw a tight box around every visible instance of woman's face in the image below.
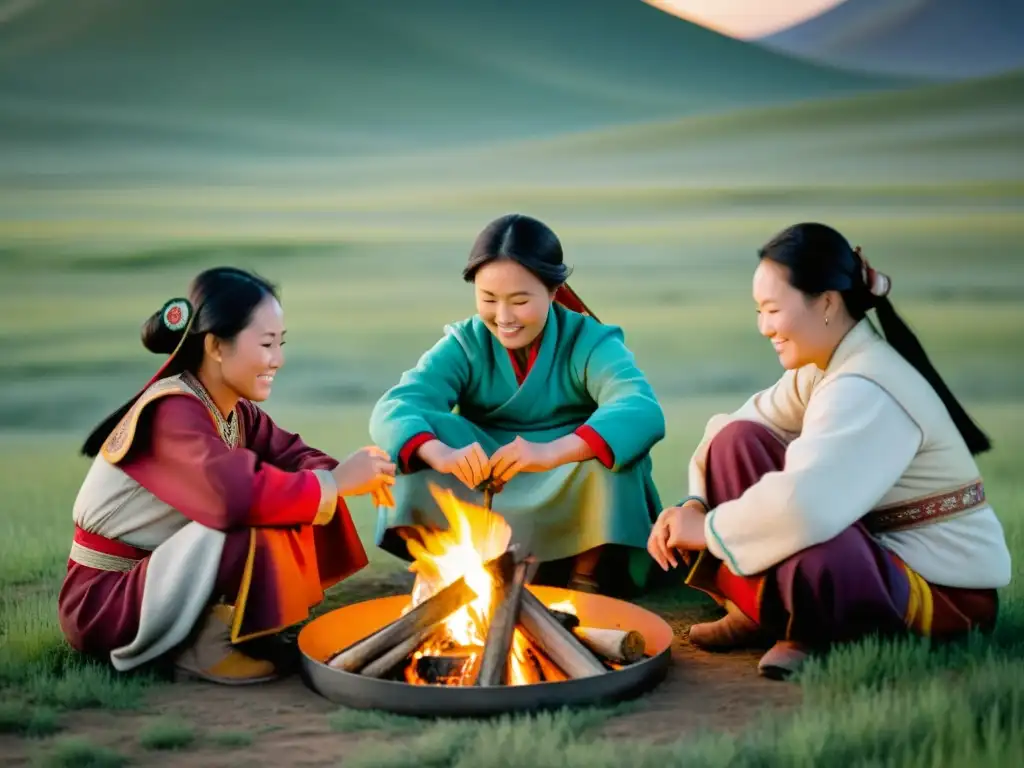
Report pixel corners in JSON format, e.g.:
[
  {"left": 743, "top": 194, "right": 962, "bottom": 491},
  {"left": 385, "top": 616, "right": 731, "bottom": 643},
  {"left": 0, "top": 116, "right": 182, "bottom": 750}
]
[
  {"left": 753, "top": 259, "right": 840, "bottom": 370},
  {"left": 474, "top": 259, "right": 554, "bottom": 349},
  {"left": 212, "top": 295, "right": 286, "bottom": 402}
]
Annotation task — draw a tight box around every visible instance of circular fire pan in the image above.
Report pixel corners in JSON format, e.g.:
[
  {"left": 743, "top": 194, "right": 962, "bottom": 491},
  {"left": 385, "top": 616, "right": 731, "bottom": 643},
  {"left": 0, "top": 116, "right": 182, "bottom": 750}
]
[{"left": 298, "top": 585, "right": 674, "bottom": 717}]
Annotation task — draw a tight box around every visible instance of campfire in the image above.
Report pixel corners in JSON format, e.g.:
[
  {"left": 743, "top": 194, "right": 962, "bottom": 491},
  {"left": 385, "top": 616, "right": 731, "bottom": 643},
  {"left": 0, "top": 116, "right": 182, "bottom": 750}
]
[{"left": 326, "top": 486, "right": 647, "bottom": 687}]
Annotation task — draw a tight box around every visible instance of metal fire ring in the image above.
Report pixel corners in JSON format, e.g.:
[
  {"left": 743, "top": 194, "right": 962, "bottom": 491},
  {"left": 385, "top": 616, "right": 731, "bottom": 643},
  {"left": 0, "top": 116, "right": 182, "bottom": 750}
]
[{"left": 298, "top": 585, "right": 674, "bottom": 717}]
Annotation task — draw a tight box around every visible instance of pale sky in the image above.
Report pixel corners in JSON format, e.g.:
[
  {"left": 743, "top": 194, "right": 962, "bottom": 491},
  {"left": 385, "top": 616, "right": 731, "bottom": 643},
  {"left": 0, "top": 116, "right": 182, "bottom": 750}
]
[{"left": 647, "top": 0, "right": 847, "bottom": 38}]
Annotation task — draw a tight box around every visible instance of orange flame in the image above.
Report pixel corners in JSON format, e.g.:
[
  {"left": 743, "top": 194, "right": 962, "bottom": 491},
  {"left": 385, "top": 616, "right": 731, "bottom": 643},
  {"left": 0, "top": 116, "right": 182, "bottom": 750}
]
[{"left": 400, "top": 485, "right": 528, "bottom": 682}]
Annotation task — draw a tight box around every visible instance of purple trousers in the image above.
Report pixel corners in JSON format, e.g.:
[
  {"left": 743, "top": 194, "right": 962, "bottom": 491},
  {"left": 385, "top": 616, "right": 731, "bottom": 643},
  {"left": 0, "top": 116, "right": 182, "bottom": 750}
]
[{"left": 685, "top": 421, "right": 998, "bottom": 646}]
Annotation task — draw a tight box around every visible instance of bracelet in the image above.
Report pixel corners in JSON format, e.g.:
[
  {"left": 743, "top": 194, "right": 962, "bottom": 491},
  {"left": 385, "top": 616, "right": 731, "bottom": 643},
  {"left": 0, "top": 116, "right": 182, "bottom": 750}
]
[{"left": 676, "top": 495, "right": 708, "bottom": 512}]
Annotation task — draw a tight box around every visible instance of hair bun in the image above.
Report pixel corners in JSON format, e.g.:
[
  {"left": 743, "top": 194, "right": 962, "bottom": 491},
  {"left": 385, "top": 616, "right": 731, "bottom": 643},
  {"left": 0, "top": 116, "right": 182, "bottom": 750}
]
[{"left": 141, "top": 298, "right": 193, "bottom": 354}]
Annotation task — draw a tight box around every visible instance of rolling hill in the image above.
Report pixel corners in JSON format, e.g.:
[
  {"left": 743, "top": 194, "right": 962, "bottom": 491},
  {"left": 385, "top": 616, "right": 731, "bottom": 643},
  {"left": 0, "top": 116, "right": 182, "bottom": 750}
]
[
  {"left": 758, "top": 0, "right": 1024, "bottom": 80},
  {"left": 0, "top": 0, "right": 900, "bottom": 183}
]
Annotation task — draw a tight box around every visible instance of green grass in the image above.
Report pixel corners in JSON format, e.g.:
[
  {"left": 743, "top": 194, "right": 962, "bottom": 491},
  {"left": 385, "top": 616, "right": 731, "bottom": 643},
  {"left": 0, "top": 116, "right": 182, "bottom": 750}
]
[
  {"left": 138, "top": 717, "right": 196, "bottom": 751},
  {"left": 33, "top": 738, "right": 128, "bottom": 768},
  {"left": 0, "top": 702, "right": 61, "bottom": 738}
]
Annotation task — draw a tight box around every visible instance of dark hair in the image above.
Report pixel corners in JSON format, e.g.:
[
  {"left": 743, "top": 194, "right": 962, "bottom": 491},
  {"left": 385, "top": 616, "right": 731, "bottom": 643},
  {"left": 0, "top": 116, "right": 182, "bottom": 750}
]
[
  {"left": 80, "top": 267, "right": 279, "bottom": 457},
  {"left": 759, "top": 222, "right": 990, "bottom": 455},
  {"left": 462, "top": 213, "right": 571, "bottom": 289}
]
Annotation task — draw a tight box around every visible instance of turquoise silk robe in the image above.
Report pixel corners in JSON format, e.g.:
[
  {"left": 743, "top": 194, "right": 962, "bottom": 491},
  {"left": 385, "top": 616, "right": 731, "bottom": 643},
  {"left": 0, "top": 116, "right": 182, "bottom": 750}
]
[{"left": 369, "top": 302, "right": 665, "bottom": 581}]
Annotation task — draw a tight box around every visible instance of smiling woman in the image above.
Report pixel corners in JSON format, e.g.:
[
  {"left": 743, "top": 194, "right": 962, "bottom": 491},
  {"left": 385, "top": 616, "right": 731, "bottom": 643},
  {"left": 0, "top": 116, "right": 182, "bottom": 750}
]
[
  {"left": 648, "top": 222, "right": 1011, "bottom": 680},
  {"left": 370, "top": 214, "right": 667, "bottom": 597},
  {"left": 59, "top": 267, "right": 396, "bottom": 685}
]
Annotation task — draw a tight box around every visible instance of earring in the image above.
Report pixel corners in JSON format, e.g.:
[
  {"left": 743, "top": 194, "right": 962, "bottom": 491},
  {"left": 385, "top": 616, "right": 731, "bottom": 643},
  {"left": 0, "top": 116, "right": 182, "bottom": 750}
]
[{"left": 824, "top": 315, "right": 829, "bottom": 327}]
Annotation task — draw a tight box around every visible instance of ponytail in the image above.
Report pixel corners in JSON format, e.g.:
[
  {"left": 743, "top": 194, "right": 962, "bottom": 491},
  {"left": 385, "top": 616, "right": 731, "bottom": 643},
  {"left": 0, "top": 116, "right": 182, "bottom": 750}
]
[{"left": 872, "top": 296, "right": 991, "bottom": 455}]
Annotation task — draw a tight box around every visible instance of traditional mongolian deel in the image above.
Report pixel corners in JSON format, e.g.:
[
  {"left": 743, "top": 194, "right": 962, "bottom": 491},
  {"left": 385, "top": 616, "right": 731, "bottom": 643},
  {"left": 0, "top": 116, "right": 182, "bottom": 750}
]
[
  {"left": 683, "top": 318, "right": 1010, "bottom": 644},
  {"left": 370, "top": 299, "right": 665, "bottom": 588},
  {"left": 59, "top": 372, "right": 368, "bottom": 671}
]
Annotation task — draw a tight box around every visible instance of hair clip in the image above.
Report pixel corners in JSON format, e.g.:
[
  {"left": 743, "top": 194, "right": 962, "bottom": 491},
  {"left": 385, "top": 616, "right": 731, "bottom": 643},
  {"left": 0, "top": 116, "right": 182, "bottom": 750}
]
[{"left": 161, "top": 298, "right": 192, "bottom": 332}]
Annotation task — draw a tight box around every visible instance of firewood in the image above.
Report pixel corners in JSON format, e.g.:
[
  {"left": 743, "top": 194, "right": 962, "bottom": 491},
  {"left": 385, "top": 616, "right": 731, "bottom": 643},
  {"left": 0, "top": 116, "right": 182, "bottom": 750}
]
[
  {"left": 573, "top": 627, "right": 646, "bottom": 664},
  {"left": 415, "top": 651, "right": 479, "bottom": 685},
  {"left": 475, "top": 558, "right": 529, "bottom": 686},
  {"left": 518, "top": 589, "right": 605, "bottom": 679},
  {"left": 328, "top": 549, "right": 514, "bottom": 673},
  {"left": 359, "top": 625, "right": 439, "bottom": 679},
  {"left": 548, "top": 609, "right": 580, "bottom": 631}
]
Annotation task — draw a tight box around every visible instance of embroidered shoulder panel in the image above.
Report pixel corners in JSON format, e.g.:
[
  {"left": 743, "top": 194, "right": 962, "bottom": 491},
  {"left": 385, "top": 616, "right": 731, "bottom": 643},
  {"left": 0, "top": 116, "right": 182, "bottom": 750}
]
[{"left": 101, "top": 375, "right": 198, "bottom": 464}]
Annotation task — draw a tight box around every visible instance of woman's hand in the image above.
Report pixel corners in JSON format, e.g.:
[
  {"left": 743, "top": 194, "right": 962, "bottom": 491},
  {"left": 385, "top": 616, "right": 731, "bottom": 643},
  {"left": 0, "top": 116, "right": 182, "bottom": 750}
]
[
  {"left": 489, "top": 436, "right": 558, "bottom": 484},
  {"left": 418, "top": 440, "right": 490, "bottom": 490},
  {"left": 647, "top": 501, "right": 708, "bottom": 571},
  {"left": 332, "top": 446, "right": 396, "bottom": 506}
]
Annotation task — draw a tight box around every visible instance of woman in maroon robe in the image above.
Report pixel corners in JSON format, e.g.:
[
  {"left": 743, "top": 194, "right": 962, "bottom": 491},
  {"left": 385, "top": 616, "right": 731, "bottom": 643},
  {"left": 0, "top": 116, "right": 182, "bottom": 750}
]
[{"left": 59, "top": 267, "right": 396, "bottom": 685}]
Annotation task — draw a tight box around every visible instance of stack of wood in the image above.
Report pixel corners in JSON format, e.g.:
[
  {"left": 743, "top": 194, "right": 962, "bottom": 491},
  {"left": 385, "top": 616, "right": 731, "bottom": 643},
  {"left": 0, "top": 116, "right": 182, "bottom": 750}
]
[{"left": 326, "top": 548, "right": 647, "bottom": 686}]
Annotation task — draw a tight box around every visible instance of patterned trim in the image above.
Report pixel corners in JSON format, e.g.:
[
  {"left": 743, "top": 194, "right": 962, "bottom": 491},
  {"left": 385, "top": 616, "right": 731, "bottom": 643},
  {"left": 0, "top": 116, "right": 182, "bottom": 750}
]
[
  {"left": 864, "top": 480, "right": 986, "bottom": 534},
  {"left": 69, "top": 541, "right": 141, "bottom": 572},
  {"left": 312, "top": 469, "right": 338, "bottom": 525},
  {"left": 101, "top": 376, "right": 195, "bottom": 464},
  {"left": 180, "top": 372, "right": 241, "bottom": 448}
]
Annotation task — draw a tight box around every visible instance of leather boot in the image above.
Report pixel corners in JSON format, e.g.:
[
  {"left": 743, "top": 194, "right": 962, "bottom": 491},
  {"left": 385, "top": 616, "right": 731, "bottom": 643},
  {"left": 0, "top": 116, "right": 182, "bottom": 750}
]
[
  {"left": 687, "top": 601, "right": 772, "bottom": 651},
  {"left": 757, "top": 641, "right": 810, "bottom": 680},
  {"left": 174, "top": 604, "right": 278, "bottom": 685}
]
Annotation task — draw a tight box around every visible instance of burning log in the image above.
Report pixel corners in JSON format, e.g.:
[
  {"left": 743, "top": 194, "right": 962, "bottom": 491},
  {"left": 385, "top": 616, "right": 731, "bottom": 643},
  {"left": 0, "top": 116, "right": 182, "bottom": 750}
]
[
  {"left": 328, "top": 549, "right": 515, "bottom": 673},
  {"left": 476, "top": 558, "right": 530, "bottom": 687},
  {"left": 573, "top": 627, "right": 646, "bottom": 665},
  {"left": 415, "top": 651, "right": 479, "bottom": 685},
  {"left": 519, "top": 589, "right": 606, "bottom": 679}
]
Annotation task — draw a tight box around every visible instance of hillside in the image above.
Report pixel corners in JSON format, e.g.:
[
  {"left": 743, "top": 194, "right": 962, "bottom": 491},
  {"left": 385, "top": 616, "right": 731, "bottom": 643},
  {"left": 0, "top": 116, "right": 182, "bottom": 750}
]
[
  {"left": 758, "top": 0, "right": 1024, "bottom": 80},
  {"left": 0, "top": 0, "right": 899, "bottom": 182},
  {"left": 2, "top": 71, "right": 1019, "bottom": 248}
]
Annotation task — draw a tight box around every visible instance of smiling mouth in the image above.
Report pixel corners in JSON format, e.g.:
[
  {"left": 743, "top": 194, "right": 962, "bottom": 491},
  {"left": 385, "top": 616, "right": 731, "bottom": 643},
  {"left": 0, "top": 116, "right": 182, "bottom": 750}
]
[
  {"left": 496, "top": 324, "right": 523, "bottom": 336},
  {"left": 258, "top": 374, "right": 275, "bottom": 382}
]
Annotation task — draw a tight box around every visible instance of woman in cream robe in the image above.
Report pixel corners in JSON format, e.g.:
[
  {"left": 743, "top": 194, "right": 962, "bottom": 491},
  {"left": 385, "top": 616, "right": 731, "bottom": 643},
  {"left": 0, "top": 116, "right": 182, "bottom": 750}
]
[{"left": 649, "top": 223, "right": 1011, "bottom": 679}]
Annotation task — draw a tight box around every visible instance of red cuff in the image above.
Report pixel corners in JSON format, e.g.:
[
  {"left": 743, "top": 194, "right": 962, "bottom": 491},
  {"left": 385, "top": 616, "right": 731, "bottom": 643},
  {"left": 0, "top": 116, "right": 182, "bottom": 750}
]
[
  {"left": 575, "top": 425, "right": 614, "bottom": 469},
  {"left": 399, "top": 432, "right": 437, "bottom": 473}
]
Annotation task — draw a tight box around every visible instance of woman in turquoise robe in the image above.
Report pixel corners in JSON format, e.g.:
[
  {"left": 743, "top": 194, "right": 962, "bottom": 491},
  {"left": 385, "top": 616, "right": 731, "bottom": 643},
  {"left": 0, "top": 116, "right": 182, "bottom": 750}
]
[{"left": 369, "top": 214, "right": 666, "bottom": 595}]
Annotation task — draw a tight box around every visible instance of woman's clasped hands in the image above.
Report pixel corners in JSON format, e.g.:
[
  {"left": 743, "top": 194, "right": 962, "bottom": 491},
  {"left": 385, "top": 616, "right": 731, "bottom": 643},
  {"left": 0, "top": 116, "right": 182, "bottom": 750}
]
[{"left": 417, "top": 437, "right": 557, "bottom": 490}]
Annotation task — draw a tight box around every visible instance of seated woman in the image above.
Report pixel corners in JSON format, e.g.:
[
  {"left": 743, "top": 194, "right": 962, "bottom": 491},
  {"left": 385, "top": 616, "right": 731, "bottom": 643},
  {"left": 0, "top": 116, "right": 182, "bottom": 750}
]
[
  {"left": 648, "top": 222, "right": 1011, "bottom": 679},
  {"left": 59, "top": 267, "right": 396, "bottom": 685},
  {"left": 370, "top": 214, "right": 666, "bottom": 595}
]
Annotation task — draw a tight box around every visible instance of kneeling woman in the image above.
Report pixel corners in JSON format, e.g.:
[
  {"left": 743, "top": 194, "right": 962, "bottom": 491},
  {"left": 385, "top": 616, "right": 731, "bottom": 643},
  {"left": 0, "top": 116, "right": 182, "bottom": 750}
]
[
  {"left": 370, "top": 214, "right": 666, "bottom": 595},
  {"left": 649, "top": 223, "right": 1011, "bottom": 678},
  {"left": 60, "top": 267, "right": 396, "bottom": 684}
]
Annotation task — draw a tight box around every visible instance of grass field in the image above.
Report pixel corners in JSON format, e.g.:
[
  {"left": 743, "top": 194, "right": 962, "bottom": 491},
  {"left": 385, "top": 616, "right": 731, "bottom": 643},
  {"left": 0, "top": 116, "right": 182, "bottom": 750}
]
[
  {"left": 2, "top": 205, "right": 1023, "bottom": 765},
  {"left": 1, "top": 8, "right": 1023, "bottom": 762}
]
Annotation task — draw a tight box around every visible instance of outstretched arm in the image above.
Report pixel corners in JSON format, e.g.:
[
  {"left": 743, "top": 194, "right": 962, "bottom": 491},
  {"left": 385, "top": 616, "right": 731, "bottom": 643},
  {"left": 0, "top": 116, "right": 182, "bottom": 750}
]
[
  {"left": 122, "top": 397, "right": 338, "bottom": 530},
  {"left": 239, "top": 400, "right": 337, "bottom": 472}
]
